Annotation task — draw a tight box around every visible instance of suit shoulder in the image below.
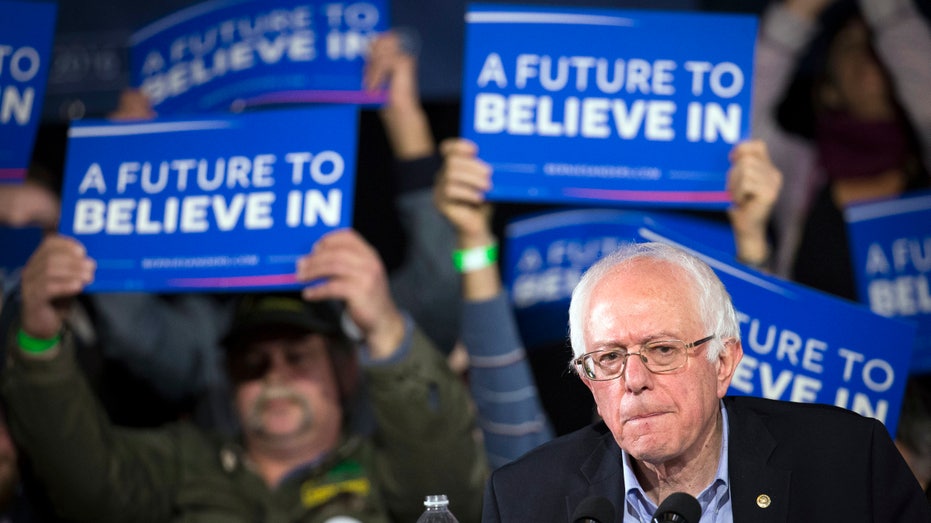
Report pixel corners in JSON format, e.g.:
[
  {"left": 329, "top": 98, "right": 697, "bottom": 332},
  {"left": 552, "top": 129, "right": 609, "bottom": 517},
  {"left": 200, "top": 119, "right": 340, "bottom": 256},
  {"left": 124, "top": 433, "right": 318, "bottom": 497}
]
[
  {"left": 724, "top": 395, "right": 884, "bottom": 436},
  {"left": 490, "top": 422, "right": 612, "bottom": 481},
  {"left": 485, "top": 422, "right": 618, "bottom": 520}
]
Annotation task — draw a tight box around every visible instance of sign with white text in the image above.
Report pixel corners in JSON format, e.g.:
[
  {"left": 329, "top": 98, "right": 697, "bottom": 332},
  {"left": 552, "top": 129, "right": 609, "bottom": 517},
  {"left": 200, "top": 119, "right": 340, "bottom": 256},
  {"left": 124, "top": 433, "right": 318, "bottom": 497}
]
[
  {"left": 461, "top": 4, "right": 757, "bottom": 208},
  {"left": 0, "top": 0, "right": 56, "bottom": 184},
  {"left": 504, "top": 208, "right": 915, "bottom": 433},
  {"left": 59, "top": 105, "right": 358, "bottom": 292},
  {"left": 130, "top": 0, "right": 388, "bottom": 114},
  {"left": 846, "top": 190, "right": 931, "bottom": 374}
]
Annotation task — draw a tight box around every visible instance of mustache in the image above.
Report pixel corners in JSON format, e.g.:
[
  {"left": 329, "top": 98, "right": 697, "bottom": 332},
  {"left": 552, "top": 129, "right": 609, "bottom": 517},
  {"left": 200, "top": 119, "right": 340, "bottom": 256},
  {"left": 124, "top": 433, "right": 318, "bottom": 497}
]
[
  {"left": 255, "top": 384, "right": 305, "bottom": 408},
  {"left": 257, "top": 383, "right": 303, "bottom": 404},
  {"left": 245, "top": 383, "right": 314, "bottom": 435}
]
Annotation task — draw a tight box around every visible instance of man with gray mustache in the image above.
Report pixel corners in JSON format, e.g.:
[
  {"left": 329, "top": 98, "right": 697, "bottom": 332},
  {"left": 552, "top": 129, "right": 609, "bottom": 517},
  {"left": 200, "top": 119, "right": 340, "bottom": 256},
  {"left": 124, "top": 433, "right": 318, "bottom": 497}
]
[{"left": 1, "top": 228, "right": 487, "bottom": 523}]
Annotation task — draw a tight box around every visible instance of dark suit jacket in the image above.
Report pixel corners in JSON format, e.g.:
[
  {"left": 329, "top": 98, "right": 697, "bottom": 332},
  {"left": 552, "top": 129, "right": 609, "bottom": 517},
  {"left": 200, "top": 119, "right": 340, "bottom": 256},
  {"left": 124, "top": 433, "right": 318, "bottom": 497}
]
[{"left": 483, "top": 396, "right": 931, "bottom": 522}]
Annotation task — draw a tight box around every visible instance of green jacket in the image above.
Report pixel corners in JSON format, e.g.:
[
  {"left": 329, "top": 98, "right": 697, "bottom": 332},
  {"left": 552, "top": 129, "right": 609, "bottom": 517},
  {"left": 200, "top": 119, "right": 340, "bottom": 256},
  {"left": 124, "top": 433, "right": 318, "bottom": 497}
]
[{"left": 1, "top": 326, "right": 487, "bottom": 523}]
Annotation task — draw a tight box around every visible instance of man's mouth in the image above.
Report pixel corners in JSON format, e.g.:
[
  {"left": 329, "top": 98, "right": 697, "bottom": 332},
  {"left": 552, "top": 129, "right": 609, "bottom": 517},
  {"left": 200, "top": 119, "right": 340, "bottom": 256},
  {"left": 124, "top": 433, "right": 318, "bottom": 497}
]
[{"left": 625, "top": 411, "right": 666, "bottom": 424}]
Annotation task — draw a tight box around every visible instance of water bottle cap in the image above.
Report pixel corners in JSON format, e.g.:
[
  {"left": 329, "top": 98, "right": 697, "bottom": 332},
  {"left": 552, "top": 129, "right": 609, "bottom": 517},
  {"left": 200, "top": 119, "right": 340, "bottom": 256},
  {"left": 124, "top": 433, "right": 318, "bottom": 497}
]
[{"left": 424, "top": 494, "right": 450, "bottom": 507}]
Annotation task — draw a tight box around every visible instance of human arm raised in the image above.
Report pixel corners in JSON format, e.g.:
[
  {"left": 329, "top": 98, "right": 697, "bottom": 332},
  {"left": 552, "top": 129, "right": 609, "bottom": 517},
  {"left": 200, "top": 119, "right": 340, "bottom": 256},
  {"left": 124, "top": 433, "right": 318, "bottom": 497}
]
[
  {"left": 365, "top": 30, "right": 433, "bottom": 161},
  {"left": 433, "top": 138, "right": 496, "bottom": 299},
  {"left": 2, "top": 236, "right": 187, "bottom": 522},
  {"left": 296, "top": 228, "right": 406, "bottom": 359},
  {"left": 857, "top": 0, "right": 931, "bottom": 169},
  {"left": 752, "top": 0, "right": 828, "bottom": 275},
  {"left": 364, "top": 30, "right": 463, "bottom": 354},
  {"left": 296, "top": 227, "right": 487, "bottom": 521},
  {"left": 18, "top": 235, "right": 95, "bottom": 344},
  {"left": 435, "top": 138, "right": 553, "bottom": 468},
  {"left": 727, "top": 140, "right": 783, "bottom": 270}
]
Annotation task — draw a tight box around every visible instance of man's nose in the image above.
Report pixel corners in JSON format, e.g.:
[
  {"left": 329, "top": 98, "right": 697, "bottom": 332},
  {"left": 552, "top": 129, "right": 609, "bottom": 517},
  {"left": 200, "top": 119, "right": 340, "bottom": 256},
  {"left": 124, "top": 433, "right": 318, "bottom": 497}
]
[
  {"left": 624, "top": 352, "right": 653, "bottom": 392},
  {"left": 263, "top": 350, "right": 291, "bottom": 382}
]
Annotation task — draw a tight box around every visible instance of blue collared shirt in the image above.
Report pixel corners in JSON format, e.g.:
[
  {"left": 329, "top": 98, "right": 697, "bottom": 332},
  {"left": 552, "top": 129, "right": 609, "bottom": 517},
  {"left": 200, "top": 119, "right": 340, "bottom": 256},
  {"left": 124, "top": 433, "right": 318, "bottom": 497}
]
[{"left": 621, "top": 402, "right": 733, "bottom": 523}]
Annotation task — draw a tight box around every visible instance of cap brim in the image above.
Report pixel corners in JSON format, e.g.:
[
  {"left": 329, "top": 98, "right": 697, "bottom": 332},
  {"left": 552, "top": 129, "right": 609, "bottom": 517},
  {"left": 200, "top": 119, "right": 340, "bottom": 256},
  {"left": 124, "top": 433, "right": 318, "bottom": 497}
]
[{"left": 222, "top": 298, "right": 344, "bottom": 349}]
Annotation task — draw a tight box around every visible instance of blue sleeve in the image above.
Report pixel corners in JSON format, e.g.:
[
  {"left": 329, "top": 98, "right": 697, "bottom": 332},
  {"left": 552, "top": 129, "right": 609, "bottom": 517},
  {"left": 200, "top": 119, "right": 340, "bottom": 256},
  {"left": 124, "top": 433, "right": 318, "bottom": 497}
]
[{"left": 462, "top": 292, "right": 553, "bottom": 468}]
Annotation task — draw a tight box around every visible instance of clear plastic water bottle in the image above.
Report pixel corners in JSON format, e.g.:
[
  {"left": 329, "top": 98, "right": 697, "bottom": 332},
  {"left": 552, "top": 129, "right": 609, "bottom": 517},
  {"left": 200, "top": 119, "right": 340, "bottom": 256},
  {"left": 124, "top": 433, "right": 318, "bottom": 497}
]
[{"left": 415, "top": 494, "right": 459, "bottom": 522}]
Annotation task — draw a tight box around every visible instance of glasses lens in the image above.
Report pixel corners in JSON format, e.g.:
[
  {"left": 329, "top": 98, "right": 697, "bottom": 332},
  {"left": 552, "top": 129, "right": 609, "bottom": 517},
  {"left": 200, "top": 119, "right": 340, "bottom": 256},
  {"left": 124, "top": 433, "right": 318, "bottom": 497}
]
[
  {"left": 642, "top": 340, "right": 687, "bottom": 371},
  {"left": 595, "top": 351, "right": 626, "bottom": 378},
  {"left": 283, "top": 345, "right": 318, "bottom": 369},
  {"left": 229, "top": 350, "right": 271, "bottom": 383},
  {"left": 578, "top": 351, "right": 624, "bottom": 380},
  {"left": 229, "top": 340, "right": 325, "bottom": 383}
]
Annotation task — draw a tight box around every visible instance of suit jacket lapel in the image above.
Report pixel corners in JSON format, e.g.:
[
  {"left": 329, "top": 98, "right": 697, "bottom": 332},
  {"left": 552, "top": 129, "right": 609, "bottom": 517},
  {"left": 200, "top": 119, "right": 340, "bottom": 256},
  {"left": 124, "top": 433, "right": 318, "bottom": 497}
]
[
  {"left": 726, "top": 400, "right": 790, "bottom": 523},
  {"left": 566, "top": 427, "right": 626, "bottom": 521}
]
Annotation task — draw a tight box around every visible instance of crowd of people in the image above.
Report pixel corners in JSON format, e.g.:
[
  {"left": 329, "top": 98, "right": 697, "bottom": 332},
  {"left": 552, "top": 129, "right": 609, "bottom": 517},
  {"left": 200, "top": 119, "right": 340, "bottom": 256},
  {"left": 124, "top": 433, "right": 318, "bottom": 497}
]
[{"left": 0, "top": 0, "right": 929, "bottom": 521}]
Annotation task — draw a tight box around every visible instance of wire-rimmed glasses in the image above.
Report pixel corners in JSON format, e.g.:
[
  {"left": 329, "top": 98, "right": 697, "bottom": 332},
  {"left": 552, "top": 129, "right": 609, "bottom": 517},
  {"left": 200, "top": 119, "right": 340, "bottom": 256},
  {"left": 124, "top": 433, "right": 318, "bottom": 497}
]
[{"left": 573, "top": 335, "right": 716, "bottom": 381}]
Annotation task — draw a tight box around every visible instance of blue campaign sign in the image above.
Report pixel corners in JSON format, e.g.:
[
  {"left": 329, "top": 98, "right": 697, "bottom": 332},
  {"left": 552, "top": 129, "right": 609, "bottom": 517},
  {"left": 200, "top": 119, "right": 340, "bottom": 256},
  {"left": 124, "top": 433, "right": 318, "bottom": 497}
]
[
  {"left": 461, "top": 4, "right": 757, "bottom": 209},
  {"left": 58, "top": 105, "right": 358, "bottom": 292},
  {"left": 0, "top": 0, "right": 56, "bottom": 184},
  {"left": 845, "top": 190, "right": 931, "bottom": 374},
  {"left": 504, "top": 208, "right": 914, "bottom": 433},
  {"left": 662, "top": 228, "right": 916, "bottom": 435},
  {"left": 130, "top": 0, "right": 389, "bottom": 115},
  {"left": 504, "top": 208, "right": 733, "bottom": 348}
]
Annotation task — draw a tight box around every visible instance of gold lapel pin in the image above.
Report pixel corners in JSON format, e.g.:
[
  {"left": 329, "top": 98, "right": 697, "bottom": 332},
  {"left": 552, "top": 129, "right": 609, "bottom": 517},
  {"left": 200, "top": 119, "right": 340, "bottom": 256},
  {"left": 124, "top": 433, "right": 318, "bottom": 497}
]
[{"left": 756, "top": 494, "right": 772, "bottom": 508}]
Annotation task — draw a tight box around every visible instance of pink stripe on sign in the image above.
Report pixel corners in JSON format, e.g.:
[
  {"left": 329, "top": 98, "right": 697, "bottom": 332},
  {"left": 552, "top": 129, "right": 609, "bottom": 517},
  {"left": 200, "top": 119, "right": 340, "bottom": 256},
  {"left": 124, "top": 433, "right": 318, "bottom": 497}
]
[
  {"left": 563, "top": 188, "right": 731, "bottom": 203},
  {"left": 0, "top": 168, "right": 27, "bottom": 181},
  {"left": 168, "top": 273, "right": 298, "bottom": 288}
]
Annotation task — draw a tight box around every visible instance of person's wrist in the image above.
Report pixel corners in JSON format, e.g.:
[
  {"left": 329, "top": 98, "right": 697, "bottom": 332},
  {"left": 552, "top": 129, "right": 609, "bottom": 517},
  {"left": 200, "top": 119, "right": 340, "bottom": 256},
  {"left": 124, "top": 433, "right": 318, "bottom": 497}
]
[
  {"left": 380, "top": 98, "right": 424, "bottom": 118},
  {"left": 737, "top": 253, "right": 770, "bottom": 270},
  {"left": 382, "top": 108, "right": 434, "bottom": 160},
  {"left": 453, "top": 239, "right": 499, "bottom": 273},
  {"left": 736, "top": 240, "right": 770, "bottom": 269},
  {"left": 365, "top": 309, "right": 407, "bottom": 360},
  {"left": 379, "top": 103, "right": 427, "bottom": 132},
  {"left": 17, "top": 328, "right": 61, "bottom": 354},
  {"left": 732, "top": 225, "right": 767, "bottom": 245},
  {"left": 457, "top": 227, "right": 496, "bottom": 249}
]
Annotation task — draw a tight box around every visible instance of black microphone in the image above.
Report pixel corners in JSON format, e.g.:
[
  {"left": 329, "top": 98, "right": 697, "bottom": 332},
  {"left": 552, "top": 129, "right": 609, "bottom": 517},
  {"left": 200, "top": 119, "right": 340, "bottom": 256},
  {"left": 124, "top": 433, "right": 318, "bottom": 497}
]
[
  {"left": 651, "top": 492, "right": 701, "bottom": 523},
  {"left": 571, "top": 495, "right": 616, "bottom": 523}
]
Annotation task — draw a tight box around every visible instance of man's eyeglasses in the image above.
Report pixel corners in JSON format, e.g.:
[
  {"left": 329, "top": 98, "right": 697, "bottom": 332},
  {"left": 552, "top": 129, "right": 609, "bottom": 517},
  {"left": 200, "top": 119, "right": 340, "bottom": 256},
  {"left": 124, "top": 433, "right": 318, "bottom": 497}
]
[
  {"left": 228, "top": 342, "right": 323, "bottom": 383},
  {"left": 573, "top": 335, "right": 716, "bottom": 381}
]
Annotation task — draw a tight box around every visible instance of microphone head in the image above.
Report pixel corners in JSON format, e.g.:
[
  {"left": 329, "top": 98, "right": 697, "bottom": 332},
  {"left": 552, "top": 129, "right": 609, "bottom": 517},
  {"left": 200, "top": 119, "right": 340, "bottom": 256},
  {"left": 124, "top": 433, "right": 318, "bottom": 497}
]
[
  {"left": 652, "top": 492, "right": 701, "bottom": 523},
  {"left": 571, "top": 495, "right": 616, "bottom": 523}
]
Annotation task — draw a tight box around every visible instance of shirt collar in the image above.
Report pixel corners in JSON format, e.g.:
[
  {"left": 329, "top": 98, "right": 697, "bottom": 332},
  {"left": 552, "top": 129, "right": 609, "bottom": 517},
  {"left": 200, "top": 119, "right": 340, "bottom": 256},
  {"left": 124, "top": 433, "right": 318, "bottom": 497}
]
[{"left": 621, "top": 401, "right": 730, "bottom": 520}]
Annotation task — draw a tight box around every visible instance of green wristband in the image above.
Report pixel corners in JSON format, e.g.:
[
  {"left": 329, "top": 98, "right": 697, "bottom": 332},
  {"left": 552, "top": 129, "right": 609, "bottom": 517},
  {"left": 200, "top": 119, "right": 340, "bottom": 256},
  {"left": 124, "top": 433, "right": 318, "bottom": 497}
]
[
  {"left": 17, "top": 328, "right": 61, "bottom": 354},
  {"left": 452, "top": 243, "right": 499, "bottom": 273}
]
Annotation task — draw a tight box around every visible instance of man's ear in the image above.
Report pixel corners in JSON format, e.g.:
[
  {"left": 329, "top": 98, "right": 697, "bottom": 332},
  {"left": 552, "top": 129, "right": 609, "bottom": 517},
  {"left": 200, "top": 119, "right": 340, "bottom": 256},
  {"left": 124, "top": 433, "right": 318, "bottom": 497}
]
[{"left": 716, "top": 338, "right": 743, "bottom": 398}]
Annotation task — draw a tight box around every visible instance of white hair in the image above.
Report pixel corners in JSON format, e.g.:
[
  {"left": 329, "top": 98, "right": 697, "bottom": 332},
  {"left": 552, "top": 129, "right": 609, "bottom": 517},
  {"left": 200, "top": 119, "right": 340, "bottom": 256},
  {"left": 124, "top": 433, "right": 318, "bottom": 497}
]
[{"left": 567, "top": 242, "right": 740, "bottom": 365}]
